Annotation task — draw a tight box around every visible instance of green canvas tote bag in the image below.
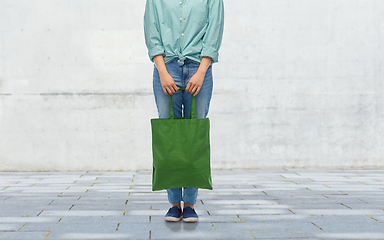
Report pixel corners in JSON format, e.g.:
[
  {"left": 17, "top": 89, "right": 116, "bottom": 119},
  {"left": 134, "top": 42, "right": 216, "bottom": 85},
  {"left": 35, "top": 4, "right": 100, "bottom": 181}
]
[{"left": 151, "top": 90, "right": 213, "bottom": 191}]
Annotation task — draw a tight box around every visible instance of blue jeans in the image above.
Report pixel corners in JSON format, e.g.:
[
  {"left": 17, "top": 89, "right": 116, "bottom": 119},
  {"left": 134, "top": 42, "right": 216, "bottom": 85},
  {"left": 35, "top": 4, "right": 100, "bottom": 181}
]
[{"left": 152, "top": 58, "right": 213, "bottom": 205}]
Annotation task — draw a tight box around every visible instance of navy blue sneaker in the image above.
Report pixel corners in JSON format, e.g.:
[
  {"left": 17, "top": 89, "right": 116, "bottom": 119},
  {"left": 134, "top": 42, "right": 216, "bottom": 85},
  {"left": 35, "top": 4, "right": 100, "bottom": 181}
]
[
  {"left": 164, "top": 206, "right": 182, "bottom": 222},
  {"left": 183, "top": 207, "right": 198, "bottom": 222}
]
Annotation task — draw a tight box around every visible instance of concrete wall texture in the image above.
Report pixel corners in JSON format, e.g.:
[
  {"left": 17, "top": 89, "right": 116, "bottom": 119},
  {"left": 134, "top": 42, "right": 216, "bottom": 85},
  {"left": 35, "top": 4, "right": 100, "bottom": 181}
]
[{"left": 1, "top": 0, "right": 383, "bottom": 171}]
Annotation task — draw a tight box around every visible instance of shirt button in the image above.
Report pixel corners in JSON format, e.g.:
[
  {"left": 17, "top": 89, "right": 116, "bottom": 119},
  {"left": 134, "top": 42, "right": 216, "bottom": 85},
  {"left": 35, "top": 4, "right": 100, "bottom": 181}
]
[
  {"left": 182, "top": 33, "right": 184, "bottom": 36},
  {"left": 179, "top": 1, "right": 182, "bottom": 4},
  {"left": 180, "top": 18, "right": 182, "bottom": 21}
]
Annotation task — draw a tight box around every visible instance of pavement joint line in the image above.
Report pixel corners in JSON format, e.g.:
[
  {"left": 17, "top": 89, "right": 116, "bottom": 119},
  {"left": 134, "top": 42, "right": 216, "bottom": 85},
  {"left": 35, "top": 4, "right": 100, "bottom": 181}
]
[
  {"left": 211, "top": 222, "right": 216, "bottom": 230},
  {"left": 125, "top": 200, "right": 128, "bottom": 205},
  {"left": 311, "top": 222, "right": 323, "bottom": 230},
  {"left": 289, "top": 181, "right": 298, "bottom": 185},
  {"left": 280, "top": 175, "right": 286, "bottom": 178},
  {"left": 338, "top": 191, "right": 348, "bottom": 195},
  {"left": 43, "top": 231, "right": 52, "bottom": 240},
  {"left": 18, "top": 223, "right": 27, "bottom": 231},
  {"left": 200, "top": 199, "right": 204, "bottom": 204},
  {"left": 358, "top": 181, "right": 367, "bottom": 185},
  {"left": 149, "top": 230, "right": 151, "bottom": 239},
  {"left": 207, "top": 209, "right": 211, "bottom": 215},
  {"left": 3, "top": 186, "right": 9, "bottom": 190},
  {"left": 37, "top": 210, "right": 44, "bottom": 216},
  {"left": 357, "top": 198, "right": 368, "bottom": 203},
  {"left": 249, "top": 230, "right": 256, "bottom": 239},
  {"left": 262, "top": 191, "right": 268, "bottom": 195},
  {"left": 305, "top": 187, "right": 312, "bottom": 191},
  {"left": 366, "top": 215, "right": 382, "bottom": 223},
  {"left": 78, "top": 196, "right": 82, "bottom": 200},
  {"left": 48, "top": 200, "right": 54, "bottom": 205},
  {"left": 373, "top": 179, "right": 381, "bottom": 182},
  {"left": 86, "top": 189, "right": 89, "bottom": 192},
  {"left": 237, "top": 214, "right": 243, "bottom": 222},
  {"left": 308, "top": 178, "right": 315, "bottom": 182},
  {"left": 30, "top": 183, "right": 36, "bottom": 187},
  {"left": 323, "top": 184, "right": 331, "bottom": 188},
  {"left": 287, "top": 208, "right": 296, "bottom": 214},
  {"left": 116, "top": 222, "right": 121, "bottom": 230},
  {"left": 57, "top": 216, "right": 63, "bottom": 223},
  {"left": 5, "top": 196, "right": 12, "bottom": 200},
  {"left": 58, "top": 192, "right": 63, "bottom": 197},
  {"left": 340, "top": 203, "right": 352, "bottom": 209},
  {"left": 73, "top": 180, "right": 77, "bottom": 183},
  {"left": 321, "top": 194, "right": 330, "bottom": 199},
  {"left": 273, "top": 199, "right": 280, "bottom": 204},
  {"left": 128, "top": 192, "right": 130, "bottom": 196},
  {"left": 69, "top": 204, "right": 74, "bottom": 210},
  {"left": 66, "top": 186, "right": 70, "bottom": 190},
  {"left": 15, "top": 181, "right": 20, "bottom": 184},
  {"left": 123, "top": 209, "right": 126, "bottom": 216},
  {"left": 253, "top": 185, "right": 257, "bottom": 188},
  {"left": 95, "top": 177, "right": 99, "bottom": 180},
  {"left": 149, "top": 216, "right": 151, "bottom": 223}
]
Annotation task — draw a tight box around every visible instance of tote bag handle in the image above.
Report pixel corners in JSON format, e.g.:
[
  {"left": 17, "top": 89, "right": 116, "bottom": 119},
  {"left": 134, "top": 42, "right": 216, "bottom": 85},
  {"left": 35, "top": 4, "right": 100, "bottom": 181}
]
[{"left": 169, "top": 88, "right": 196, "bottom": 119}]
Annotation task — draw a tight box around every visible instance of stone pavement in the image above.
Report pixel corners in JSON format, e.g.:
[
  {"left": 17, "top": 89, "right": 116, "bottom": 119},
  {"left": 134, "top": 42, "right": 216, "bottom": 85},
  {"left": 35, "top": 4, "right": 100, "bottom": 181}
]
[{"left": 0, "top": 169, "right": 384, "bottom": 240}]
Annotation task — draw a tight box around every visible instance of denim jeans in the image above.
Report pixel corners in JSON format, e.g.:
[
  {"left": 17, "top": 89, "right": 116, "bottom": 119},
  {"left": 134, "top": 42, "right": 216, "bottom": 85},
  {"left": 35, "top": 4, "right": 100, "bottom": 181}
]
[{"left": 152, "top": 58, "right": 213, "bottom": 205}]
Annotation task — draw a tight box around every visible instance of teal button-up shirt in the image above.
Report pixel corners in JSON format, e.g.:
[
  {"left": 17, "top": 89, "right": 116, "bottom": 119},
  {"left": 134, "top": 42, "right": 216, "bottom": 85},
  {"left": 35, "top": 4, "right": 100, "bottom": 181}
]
[{"left": 144, "top": 0, "right": 224, "bottom": 66}]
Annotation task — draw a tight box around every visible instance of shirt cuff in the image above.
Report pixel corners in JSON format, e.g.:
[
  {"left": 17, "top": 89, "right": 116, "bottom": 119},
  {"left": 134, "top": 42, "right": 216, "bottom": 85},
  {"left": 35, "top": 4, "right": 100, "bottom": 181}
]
[
  {"left": 201, "top": 47, "right": 219, "bottom": 63},
  {"left": 149, "top": 47, "right": 165, "bottom": 62}
]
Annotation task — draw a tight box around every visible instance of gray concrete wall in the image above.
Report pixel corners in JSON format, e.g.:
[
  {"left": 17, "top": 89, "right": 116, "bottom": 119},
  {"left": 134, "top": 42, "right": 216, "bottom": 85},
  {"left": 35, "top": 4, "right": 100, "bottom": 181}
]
[{"left": 0, "top": 0, "right": 383, "bottom": 171}]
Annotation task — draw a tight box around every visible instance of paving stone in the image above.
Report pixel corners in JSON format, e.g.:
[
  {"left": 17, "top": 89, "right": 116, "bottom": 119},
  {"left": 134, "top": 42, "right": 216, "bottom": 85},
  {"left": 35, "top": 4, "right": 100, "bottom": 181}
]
[
  {"left": 0, "top": 223, "right": 24, "bottom": 230},
  {"left": 0, "top": 231, "right": 51, "bottom": 240},
  {"left": 315, "top": 232, "right": 384, "bottom": 239},
  {"left": 0, "top": 217, "right": 58, "bottom": 223},
  {"left": 250, "top": 229, "right": 317, "bottom": 239}
]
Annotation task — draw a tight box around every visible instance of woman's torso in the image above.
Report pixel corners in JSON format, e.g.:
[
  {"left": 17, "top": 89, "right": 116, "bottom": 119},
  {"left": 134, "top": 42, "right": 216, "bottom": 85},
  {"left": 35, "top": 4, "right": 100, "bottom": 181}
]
[{"left": 151, "top": 0, "right": 210, "bottom": 65}]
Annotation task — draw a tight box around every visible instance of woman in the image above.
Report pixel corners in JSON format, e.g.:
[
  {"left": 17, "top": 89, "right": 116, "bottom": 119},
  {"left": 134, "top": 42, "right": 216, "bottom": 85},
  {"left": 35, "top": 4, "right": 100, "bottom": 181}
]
[{"left": 144, "top": 0, "right": 224, "bottom": 222}]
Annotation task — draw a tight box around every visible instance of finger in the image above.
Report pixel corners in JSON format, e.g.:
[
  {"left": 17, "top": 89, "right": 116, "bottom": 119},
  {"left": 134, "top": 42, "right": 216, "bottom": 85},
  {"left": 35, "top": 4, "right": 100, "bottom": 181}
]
[
  {"left": 168, "top": 86, "right": 175, "bottom": 95},
  {"left": 194, "top": 87, "right": 201, "bottom": 96},
  {"left": 165, "top": 87, "right": 172, "bottom": 95},
  {"left": 163, "top": 87, "right": 169, "bottom": 95},
  {"left": 191, "top": 86, "right": 198, "bottom": 95},
  {"left": 185, "top": 83, "right": 190, "bottom": 93},
  {"left": 173, "top": 84, "right": 179, "bottom": 92},
  {"left": 188, "top": 83, "right": 195, "bottom": 94}
]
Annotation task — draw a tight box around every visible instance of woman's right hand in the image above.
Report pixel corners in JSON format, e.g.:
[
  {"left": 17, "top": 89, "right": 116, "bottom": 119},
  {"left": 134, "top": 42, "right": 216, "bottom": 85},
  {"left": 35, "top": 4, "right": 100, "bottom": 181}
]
[
  {"left": 153, "top": 54, "right": 179, "bottom": 95},
  {"left": 160, "top": 72, "right": 179, "bottom": 95}
]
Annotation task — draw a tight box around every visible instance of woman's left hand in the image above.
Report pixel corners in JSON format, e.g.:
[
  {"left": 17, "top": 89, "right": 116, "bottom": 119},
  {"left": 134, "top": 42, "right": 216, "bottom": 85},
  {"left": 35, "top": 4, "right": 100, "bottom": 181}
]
[{"left": 186, "top": 71, "right": 206, "bottom": 96}]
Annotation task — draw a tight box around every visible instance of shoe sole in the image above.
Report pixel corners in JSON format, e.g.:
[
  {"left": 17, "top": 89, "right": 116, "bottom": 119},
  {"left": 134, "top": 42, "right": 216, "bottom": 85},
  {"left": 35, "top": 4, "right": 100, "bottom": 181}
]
[
  {"left": 183, "top": 217, "right": 198, "bottom": 223},
  {"left": 165, "top": 216, "right": 181, "bottom": 222}
]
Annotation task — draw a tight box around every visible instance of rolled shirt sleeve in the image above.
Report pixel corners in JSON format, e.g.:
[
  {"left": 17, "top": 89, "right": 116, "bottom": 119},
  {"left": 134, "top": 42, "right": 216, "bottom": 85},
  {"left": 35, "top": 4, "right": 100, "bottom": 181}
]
[
  {"left": 201, "top": 0, "right": 224, "bottom": 64},
  {"left": 144, "top": 0, "right": 165, "bottom": 62}
]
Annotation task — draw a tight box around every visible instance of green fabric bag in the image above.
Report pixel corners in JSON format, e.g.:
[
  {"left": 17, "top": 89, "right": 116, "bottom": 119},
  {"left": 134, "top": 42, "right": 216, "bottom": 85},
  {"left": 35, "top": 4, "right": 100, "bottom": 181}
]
[{"left": 151, "top": 90, "right": 213, "bottom": 191}]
